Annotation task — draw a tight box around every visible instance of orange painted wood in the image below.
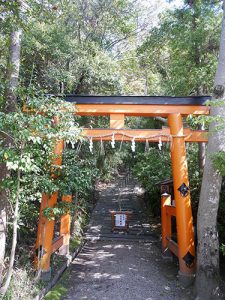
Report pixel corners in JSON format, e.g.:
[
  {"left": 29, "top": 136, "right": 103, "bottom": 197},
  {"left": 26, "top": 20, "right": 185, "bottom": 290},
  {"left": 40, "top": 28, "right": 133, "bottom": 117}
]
[
  {"left": 81, "top": 128, "right": 208, "bottom": 143},
  {"left": 186, "top": 130, "right": 208, "bottom": 142},
  {"left": 52, "top": 140, "right": 64, "bottom": 178},
  {"left": 23, "top": 100, "right": 210, "bottom": 117},
  {"left": 34, "top": 193, "right": 48, "bottom": 267},
  {"left": 166, "top": 237, "right": 179, "bottom": 257},
  {"left": 39, "top": 191, "right": 58, "bottom": 271},
  {"left": 59, "top": 195, "right": 72, "bottom": 255},
  {"left": 165, "top": 205, "right": 176, "bottom": 217},
  {"left": 76, "top": 104, "right": 209, "bottom": 117},
  {"left": 29, "top": 100, "right": 208, "bottom": 274},
  {"left": 168, "top": 113, "right": 195, "bottom": 275},
  {"left": 110, "top": 114, "right": 125, "bottom": 129},
  {"left": 161, "top": 194, "right": 172, "bottom": 252},
  {"left": 35, "top": 139, "right": 64, "bottom": 272},
  {"left": 52, "top": 235, "right": 64, "bottom": 253}
]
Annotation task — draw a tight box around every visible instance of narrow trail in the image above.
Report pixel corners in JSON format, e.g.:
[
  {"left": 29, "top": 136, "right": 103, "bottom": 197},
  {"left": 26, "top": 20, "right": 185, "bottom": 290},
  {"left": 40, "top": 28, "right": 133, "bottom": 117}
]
[
  {"left": 85, "top": 174, "right": 159, "bottom": 242},
  {"left": 63, "top": 175, "right": 192, "bottom": 300}
]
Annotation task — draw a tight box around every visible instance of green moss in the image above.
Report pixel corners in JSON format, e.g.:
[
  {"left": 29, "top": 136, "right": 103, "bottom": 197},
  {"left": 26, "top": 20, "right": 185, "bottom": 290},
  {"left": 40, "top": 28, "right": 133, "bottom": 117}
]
[
  {"left": 69, "top": 237, "right": 81, "bottom": 251},
  {"left": 44, "top": 284, "right": 67, "bottom": 300}
]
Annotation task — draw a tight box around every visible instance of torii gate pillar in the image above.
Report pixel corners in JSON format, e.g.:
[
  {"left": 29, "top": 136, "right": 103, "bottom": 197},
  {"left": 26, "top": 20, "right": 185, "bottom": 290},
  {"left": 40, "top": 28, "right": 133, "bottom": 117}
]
[
  {"left": 168, "top": 113, "right": 195, "bottom": 282},
  {"left": 34, "top": 139, "right": 64, "bottom": 279}
]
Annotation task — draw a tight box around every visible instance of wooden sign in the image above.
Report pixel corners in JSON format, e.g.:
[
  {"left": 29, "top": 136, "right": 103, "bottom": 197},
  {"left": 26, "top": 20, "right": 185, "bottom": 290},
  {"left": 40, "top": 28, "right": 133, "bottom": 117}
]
[{"left": 110, "top": 211, "right": 132, "bottom": 233}]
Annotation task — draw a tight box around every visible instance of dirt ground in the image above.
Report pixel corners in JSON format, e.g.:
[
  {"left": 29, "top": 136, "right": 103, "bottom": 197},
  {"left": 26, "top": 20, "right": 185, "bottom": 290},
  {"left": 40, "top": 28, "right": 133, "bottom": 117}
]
[
  {"left": 62, "top": 240, "right": 193, "bottom": 300},
  {"left": 62, "top": 175, "right": 194, "bottom": 300}
]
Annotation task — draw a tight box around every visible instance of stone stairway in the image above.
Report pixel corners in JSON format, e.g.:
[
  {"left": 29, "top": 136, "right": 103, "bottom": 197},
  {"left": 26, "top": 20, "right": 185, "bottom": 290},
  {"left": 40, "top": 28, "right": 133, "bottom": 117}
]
[{"left": 85, "top": 174, "right": 159, "bottom": 242}]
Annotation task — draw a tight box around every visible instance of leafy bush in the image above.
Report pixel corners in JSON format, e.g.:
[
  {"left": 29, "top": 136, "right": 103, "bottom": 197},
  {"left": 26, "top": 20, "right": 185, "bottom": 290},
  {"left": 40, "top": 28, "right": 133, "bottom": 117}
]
[
  {"left": 58, "top": 148, "right": 99, "bottom": 196},
  {"left": 212, "top": 151, "right": 225, "bottom": 176},
  {"left": 132, "top": 146, "right": 171, "bottom": 215},
  {"left": 221, "top": 244, "right": 225, "bottom": 256},
  {"left": 0, "top": 92, "right": 81, "bottom": 295},
  {"left": 132, "top": 144, "right": 203, "bottom": 217}
]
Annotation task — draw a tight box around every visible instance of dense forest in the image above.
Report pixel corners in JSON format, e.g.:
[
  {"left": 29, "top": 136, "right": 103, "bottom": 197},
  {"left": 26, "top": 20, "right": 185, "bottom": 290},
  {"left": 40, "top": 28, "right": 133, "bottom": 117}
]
[{"left": 0, "top": 0, "right": 225, "bottom": 299}]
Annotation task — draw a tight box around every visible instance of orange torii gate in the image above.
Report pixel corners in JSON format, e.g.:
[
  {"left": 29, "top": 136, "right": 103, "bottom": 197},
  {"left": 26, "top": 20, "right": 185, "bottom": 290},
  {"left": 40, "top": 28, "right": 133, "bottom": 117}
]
[{"left": 35, "top": 95, "right": 210, "bottom": 283}]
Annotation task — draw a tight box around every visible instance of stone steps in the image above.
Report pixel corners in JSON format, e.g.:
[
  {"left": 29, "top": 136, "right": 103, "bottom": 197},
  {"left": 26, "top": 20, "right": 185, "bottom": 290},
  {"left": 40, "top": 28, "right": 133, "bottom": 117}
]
[{"left": 85, "top": 176, "right": 156, "bottom": 241}]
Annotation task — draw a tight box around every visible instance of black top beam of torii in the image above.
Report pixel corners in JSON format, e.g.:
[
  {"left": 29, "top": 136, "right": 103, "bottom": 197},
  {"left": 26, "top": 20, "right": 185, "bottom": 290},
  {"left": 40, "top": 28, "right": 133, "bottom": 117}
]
[{"left": 63, "top": 95, "right": 211, "bottom": 105}]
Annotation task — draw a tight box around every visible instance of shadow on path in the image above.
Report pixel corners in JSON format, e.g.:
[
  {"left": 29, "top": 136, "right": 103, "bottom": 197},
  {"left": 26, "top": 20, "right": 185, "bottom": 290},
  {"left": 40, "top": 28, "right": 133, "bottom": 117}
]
[{"left": 63, "top": 175, "right": 192, "bottom": 300}]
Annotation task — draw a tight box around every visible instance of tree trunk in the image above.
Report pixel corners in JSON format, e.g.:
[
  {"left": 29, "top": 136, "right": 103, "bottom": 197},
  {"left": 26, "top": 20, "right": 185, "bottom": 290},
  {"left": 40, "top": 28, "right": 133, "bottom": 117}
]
[
  {"left": 0, "top": 168, "right": 21, "bottom": 298},
  {"left": 4, "top": 29, "right": 22, "bottom": 112},
  {"left": 0, "top": 170, "right": 7, "bottom": 287},
  {"left": 195, "top": 1, "right": 225, "bottom": 299},
  {"left": 0, "top": 28, "right": 22, "bottom": 286}
]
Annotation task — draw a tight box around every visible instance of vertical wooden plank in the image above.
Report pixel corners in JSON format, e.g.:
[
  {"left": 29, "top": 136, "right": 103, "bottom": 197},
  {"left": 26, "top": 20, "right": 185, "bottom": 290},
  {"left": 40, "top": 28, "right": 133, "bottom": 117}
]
[
  {"left": 161, "top": 193, "right": 172, "bottom": 253},
  {"left": 39, "top": 192, "right": 58, "bottom": 274},
  {"left": 59, "top": 195, "right": 72, "bottom": 255},
  {"left": 110, "top": 114, "right": 125, "bottom": 129},
  {"left": 34, "top": 139, "right": 64, "bottom": 278}
]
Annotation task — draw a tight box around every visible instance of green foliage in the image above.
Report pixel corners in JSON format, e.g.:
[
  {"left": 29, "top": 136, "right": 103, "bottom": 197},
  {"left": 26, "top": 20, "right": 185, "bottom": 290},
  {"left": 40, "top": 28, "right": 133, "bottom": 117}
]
[
  {"left": 95, "top": 143, "right": 130, "bottom": 180},
  {"left": 69, "top": 238, "right": 81, "bottom": 252},
  {"left": 1, "top": 0, "right": 225, "bottom": 296},
  {"left": 212, "top": 151, "right": 225, "bottom": 176},
  {"left": 42, "top": 201, "right": 74, "bottom": 220},
  {"left": 59, "top": 149, "right": 98, "bottom": 195},
  {"left": 138, "top": 0, "right": 222, "bottom": 96},
  {"left": 44, "top": 268, "right": 70, "bottom": 300},
  {"left": 132, "top": 147, "right": 171, "bottom": 215},
  {"left": 71, "top": 196, "right": 91, "bottom": 239},
  {"left": 2, "top": 267, "right": 40, "bottom": 300},
  {"left": 221, "top": 244, "right": 225, "bottom": 256},
  {"left": 133, "top": 147, "right": 171, "bottom": 192},
  {"left": 44, "top": 284, "right": 67, "bottom": 300},
  {"left": 132, "top": 144, "right": 203, "bottom": 216},
  {"left": 0, "top": 91, "right": 80, "bottom": 241},
  {"left": 16, "top": 0, "right": 139, "bottom": 94}
]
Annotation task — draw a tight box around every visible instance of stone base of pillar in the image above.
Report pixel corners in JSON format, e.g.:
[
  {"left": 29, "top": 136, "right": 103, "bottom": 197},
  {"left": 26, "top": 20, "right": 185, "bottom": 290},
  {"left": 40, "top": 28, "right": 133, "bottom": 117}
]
[
  {"left": 178, "top": 270, "right": 195, "bottom": 287},
  {"left": 41, "top": 268, "right": 52, "bottom": 281},
  {"left": 59, "top": 244, "right": 69, "bottom": 256}
]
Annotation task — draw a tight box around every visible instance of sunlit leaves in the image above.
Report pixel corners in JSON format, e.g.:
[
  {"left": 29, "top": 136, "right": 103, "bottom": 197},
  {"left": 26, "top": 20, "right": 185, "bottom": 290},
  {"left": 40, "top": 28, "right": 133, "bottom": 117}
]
[
  {"left": 132, "top": 147, "right": 172, "bottom": 192},
  {"left": 138, "top": 0, "right": 222, "bottom": 96},
  {"left": 0, "top": 94, "right": 80, "bottom": 200}
]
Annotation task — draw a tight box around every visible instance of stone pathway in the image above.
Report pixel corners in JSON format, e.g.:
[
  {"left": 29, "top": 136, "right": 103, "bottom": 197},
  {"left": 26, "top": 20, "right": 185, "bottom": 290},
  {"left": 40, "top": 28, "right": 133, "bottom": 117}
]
[
  {"left": 62, "top": 175, "right": 192, "bottom": 300},
  {"left": 85, "top": 174, "right": 159, "bottom": 242}
]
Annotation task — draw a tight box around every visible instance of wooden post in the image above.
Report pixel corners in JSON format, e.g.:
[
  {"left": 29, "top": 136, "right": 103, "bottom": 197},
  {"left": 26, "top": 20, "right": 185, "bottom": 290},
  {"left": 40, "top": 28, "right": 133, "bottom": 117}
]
[
  {"left": 168, "top": 113, "right": 195, "bottom": 281},
  {"left": 35, "top": 139, "right": 64, "bottom": 279},
  {"left": 161, "top": 193, "right": 172, "bottom": 256},
  {"left": 34, "top": 193, "right": 48, "bottom": 268},
  {"left": 59, "top": 195, "right": 72, "bottom": 255},
  {"left": 38, "top": 192, "right": 58, "bottom": 275},
  {"left": 110, "top": 114, "right": 125, "bottom": 129}
]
